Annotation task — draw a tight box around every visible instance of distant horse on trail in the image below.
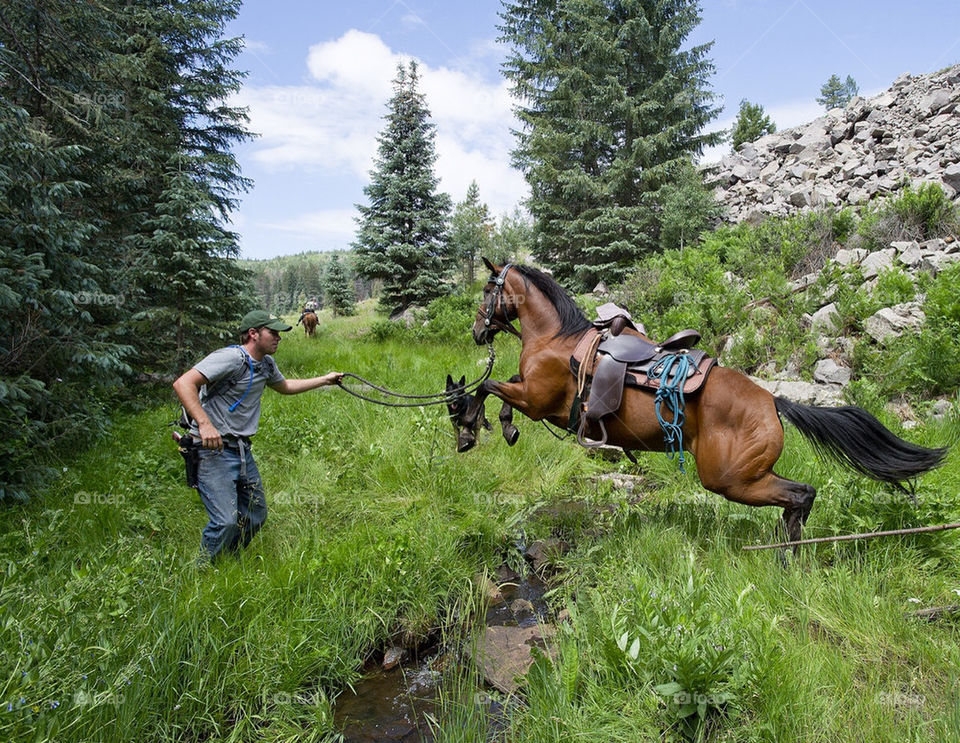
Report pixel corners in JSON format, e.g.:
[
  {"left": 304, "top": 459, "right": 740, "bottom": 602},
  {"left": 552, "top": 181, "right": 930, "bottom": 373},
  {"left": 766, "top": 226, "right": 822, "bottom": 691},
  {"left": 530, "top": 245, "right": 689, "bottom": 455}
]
[
  {"left": 453, "top": 258, "right": 947, "bottom": 542},
  {"left": 301, "top": 311, "right": 318, "bottom": 337}
]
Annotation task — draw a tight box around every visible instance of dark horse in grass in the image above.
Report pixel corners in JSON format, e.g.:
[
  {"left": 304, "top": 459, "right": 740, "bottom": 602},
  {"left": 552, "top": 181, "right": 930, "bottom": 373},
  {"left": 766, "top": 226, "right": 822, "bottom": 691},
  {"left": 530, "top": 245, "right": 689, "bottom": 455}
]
[
  {"left": 455, "top": 258, "right": 947, "bottom": 541},
  {"left": 301, "top": 311, "right": 318, "bottom": 337}
]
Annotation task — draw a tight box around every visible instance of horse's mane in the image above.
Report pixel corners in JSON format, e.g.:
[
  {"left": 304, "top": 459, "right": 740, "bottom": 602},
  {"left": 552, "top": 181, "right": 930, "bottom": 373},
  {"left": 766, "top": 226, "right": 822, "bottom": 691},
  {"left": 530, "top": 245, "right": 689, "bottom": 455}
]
[{"left": 514, "top": 265, "right": 592, "bottom": 338}]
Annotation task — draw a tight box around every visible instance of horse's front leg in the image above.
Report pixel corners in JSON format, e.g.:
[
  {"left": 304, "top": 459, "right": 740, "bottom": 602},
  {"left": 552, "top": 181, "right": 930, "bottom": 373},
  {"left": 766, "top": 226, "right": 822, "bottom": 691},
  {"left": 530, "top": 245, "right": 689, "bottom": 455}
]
[
  {"left": 464, "top": 377, "right": 531, "bottom": 427},
  {"left": 498, "top": 375, "right": 521, "bottom": 446}
]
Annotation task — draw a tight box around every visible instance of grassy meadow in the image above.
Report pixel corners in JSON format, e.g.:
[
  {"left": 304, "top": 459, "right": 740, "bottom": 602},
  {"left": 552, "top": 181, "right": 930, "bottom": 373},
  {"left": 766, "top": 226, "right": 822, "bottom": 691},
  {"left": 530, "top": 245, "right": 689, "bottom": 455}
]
[{"left": 2, "top": 301, "right": 960, "bottom": 742}]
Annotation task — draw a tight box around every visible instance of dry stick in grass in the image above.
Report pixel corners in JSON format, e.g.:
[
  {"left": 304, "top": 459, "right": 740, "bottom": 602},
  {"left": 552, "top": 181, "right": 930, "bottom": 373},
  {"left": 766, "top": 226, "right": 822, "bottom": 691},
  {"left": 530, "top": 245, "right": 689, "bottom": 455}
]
[{"left": 742, "top": 522, "right": 960, "bottom": 551}]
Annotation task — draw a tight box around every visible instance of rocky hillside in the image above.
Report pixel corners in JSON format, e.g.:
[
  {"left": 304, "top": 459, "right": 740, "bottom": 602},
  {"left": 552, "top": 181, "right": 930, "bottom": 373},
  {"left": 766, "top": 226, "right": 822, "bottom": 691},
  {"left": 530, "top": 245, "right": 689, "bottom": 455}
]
[{"left": 703, "top": 64, "right": 960, "bottom": 222}]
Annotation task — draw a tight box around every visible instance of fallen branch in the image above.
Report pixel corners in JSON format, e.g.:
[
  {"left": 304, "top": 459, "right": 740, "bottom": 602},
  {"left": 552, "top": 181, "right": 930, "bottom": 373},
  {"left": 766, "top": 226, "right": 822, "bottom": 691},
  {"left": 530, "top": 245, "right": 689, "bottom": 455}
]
[
  {"left": 913, "top": 605, "right": 960, "bottom": 621},
  {"left": 742, "top": 522, "right": 960, "bottom": 551}
]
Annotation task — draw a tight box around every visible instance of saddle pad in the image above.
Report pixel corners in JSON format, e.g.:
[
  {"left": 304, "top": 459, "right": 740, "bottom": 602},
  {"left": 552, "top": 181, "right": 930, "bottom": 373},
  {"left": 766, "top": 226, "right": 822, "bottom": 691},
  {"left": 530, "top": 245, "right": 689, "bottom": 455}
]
[{"left": 625, "top": 354, "right": 717, "bottom": 396}]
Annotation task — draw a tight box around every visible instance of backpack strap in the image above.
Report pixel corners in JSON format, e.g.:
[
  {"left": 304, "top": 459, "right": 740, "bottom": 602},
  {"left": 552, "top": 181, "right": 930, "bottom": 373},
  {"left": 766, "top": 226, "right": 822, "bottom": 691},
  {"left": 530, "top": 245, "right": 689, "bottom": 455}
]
[
  {"left": 226, "top": 345, "right": 254, "bottom": 412},
  {"left": 201, "top": 345, "right": 254, "bottom": 409}
]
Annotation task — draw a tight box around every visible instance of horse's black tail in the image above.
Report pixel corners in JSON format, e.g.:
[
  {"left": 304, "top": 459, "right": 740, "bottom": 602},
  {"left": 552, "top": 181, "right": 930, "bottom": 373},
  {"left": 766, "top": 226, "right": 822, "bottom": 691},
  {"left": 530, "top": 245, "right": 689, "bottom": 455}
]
[{"left": 775, "top": 397, "right": 948, "bottom": 488}]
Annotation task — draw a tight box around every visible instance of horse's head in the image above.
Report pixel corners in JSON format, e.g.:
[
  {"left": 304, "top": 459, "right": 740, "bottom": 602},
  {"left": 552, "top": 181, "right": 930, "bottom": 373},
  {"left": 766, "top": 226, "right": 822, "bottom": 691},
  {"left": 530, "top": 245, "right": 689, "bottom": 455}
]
[
  {"left": 446, "top": 374, "right": 490, "bottom": 452},
  {"left": 473, "top": 257, "right": 522, "bottom": 345}
]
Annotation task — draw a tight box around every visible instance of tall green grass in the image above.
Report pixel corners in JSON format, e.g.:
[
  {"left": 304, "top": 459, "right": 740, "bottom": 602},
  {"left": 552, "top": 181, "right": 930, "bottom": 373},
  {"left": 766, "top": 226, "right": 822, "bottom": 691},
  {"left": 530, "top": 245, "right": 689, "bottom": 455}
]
[{"left": 2, "top": 300, "right": 958, "bottom": 742}]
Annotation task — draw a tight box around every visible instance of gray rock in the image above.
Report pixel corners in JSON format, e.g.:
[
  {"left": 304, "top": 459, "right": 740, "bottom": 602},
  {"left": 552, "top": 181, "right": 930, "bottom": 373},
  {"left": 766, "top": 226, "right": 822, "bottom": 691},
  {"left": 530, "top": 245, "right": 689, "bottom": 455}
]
[
  {"left": 897, "top": 245, "right": 924, "bottom": 268},
  {"left": 943, "top": 162, "right": 960, "bottom": 189},
  {"left": 860, "top": 249, "right": 896, "bottom": 279},
  {"left": 813, "top": 358, "right": 851, "bottom": 386},
  {"left": 810, "top": 303, "right": 840, "bottom": 333},
  {"left": 931, "top": 399, "right": 953, "bottom": 420},
  {"left": 919, "top": 88, "right": 954, "bottom": 115},
  {"left": 469, "top": 624, "right": 557, "bottom": 694},
  {"left": 920, "top": 251, "right": 960, "bottom": 275},
  {"left": 750, "top": 377, "right": 845, "bottom": 406},
  {"left": 699, "top": 64, "right": 960, "bottom": 225},
  {"left": 833, "top": 248, "right": 868, "bottom": 266},
  {"left": 864, "top": 302, "right": 926, "bottom": 343}
]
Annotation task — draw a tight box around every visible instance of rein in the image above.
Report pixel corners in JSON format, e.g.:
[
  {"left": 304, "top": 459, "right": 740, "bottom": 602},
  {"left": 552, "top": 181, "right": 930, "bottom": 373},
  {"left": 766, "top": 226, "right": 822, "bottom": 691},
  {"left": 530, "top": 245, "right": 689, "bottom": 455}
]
[{"left": 337, "top": 344, "right": 496, "bottom": 408}]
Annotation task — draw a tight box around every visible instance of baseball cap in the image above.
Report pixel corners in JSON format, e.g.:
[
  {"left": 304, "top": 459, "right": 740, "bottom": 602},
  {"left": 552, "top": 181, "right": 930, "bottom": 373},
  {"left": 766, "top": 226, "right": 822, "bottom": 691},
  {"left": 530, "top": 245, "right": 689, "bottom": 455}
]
[{"left": 238, "top": 310, "right": 293, "bottom": 334}]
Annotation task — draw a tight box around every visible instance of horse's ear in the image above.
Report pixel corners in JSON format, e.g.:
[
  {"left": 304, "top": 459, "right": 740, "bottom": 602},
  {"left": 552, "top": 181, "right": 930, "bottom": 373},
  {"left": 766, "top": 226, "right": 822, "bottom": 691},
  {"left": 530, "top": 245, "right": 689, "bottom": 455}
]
[{"left": 482, "top": 257, "right": 499, "bottom": 275}]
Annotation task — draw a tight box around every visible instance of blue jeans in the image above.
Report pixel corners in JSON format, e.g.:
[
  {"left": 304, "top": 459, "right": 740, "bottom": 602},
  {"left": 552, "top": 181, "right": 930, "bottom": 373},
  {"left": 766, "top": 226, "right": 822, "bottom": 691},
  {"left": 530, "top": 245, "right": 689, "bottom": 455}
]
[{"left": 196, "top": 442, "right": 267, "bottom": 559}]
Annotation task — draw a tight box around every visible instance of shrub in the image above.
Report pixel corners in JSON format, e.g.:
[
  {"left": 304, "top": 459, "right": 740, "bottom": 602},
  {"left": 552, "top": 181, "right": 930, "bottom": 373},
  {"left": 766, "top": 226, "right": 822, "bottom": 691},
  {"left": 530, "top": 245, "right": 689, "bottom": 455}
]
[
  {"left": 857, "top": 182, "right": 960, "bottom": 250},
  {"left": 851, "top": 266, "right": 960, "bottom": 398},
  {"left": 613, "top": 249, "right": 750, "bottom": 352},
  {"left": 420, "top": 293, "right": 478, "bottom": 343}
]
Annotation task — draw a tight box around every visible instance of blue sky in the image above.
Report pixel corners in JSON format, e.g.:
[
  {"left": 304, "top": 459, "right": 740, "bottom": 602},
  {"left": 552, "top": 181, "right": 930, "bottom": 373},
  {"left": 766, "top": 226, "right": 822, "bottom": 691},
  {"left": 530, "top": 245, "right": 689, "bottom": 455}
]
[{"left": 225, "top": 0, "right": 960, "bottom": 260}]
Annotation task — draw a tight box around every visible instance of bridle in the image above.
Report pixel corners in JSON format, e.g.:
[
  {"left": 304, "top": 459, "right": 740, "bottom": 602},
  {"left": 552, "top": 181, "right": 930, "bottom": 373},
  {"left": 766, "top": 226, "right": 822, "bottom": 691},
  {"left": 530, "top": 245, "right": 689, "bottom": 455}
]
[{"left": 477, "top": 264, "right": 522, "bottom": 340}]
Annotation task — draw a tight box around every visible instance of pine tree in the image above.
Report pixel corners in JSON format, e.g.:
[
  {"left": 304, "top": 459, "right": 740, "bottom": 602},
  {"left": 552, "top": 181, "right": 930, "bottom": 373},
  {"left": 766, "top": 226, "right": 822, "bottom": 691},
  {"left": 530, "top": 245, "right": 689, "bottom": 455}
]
[
  {"left": 490, "top": 207, "right": 535, "bottom": 265},
  {"left": 449, "top": 181, "right": 494, "bottom": 286},
  {"left": 658, "top": 158, "right": 723, "bottom": 250},
  {"left": 124, "top": 0, "right": 254, "bottom": 371},
  {"left": 0, "top": 0, "right": 253, "bottom": 497},
  {"left": 499, "top": 0, "right": 723, "bottom": 289},
  {"left": 730, "top": 99, "right": 776, "bottom": 150},
  {"left": 354, "top": 62, "right": 453, "bottom": 314},
  {"left": 816, "top": 74, "right": 859, "bottom": 110},
  {"left": 0, "top": 2, "right": 134, "bottom": 498},
  {"left": 324, "top": 253, "right": 357, "bottom": 316}
]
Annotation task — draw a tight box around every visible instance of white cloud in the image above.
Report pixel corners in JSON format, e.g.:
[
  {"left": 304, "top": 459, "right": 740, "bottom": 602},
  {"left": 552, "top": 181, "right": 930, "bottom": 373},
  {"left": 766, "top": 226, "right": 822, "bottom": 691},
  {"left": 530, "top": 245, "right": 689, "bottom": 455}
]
[
  {"left": 234, "top": 29, "right": 528, "bottom": 224},
  {"left": 260, "top": 208, "right": 358, "bottom": 242}
]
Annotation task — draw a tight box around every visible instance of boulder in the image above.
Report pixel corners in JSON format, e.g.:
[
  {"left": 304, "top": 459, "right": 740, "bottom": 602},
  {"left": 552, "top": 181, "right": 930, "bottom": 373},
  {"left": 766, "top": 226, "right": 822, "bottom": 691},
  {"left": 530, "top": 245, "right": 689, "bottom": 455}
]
[
  {"left": 810, "top": 303, "right": 840, "bottom": 334},
  {"left": 813, "top": 359, "right": 851, "bottom": 386},
  {"left": 382, "top": 646, "right": 406, "bottom": 671},
  {"left": 750, "top": 377, "right": 845, "bottom": 406},
  {"left": 469, "top": 624, "right": 557, "bottom": 694},
  {"left": 860, "top": 248, "right": 896, "bottom": 279},
  {"left": 864, "top": 302, "right": 926, "bottom": 343}
]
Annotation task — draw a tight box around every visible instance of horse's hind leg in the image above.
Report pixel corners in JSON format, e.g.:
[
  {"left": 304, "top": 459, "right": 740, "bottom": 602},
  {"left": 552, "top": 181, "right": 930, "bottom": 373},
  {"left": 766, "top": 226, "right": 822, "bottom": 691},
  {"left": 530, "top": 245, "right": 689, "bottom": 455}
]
[{"left": 692, "top": 378, "right": 817, "bottom": 543}]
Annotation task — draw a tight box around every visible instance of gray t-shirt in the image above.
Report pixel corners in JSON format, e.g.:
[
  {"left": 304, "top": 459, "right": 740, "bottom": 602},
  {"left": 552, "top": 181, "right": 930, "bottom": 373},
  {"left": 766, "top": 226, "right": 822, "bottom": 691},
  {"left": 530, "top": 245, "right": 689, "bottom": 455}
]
[{"left": 189, "top": 346, "right": 285, "bottom": 439}]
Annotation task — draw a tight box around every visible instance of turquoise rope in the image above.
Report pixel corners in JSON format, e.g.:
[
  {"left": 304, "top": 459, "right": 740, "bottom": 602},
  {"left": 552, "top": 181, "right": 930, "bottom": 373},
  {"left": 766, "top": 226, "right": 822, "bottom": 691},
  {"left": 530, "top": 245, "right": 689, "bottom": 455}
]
[{"left": 647, "top": 353, "right": 699, "bottom": 472}]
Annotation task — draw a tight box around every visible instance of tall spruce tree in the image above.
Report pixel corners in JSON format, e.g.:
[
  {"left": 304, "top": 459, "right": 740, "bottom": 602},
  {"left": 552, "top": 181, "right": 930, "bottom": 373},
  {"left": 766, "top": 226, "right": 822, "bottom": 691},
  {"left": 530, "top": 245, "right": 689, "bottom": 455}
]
[
  {"left": 124, "top": 0, "right": 254, "bottom": 372},
  {"left": 354, "top": 62, "right": 453, "bottom": 314},
  {"left": 500, "top": 0, "right": 722, "bottom": 289},
  {"left": 323, "top": 253, "right": 356, "bottom": 316},
  {"left": 0, "top": 0, "right": 253, "bottom": 498},
  {"left": 449, "top": 181, "right": 494, "bottom": 286}
]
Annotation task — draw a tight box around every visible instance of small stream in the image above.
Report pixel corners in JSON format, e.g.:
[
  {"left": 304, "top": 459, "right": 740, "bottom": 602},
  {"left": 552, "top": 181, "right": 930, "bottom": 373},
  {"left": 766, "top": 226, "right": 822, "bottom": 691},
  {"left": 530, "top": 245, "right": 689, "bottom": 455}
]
[{"left": 332, "top": 568, "right": 551, "bottom": 742}]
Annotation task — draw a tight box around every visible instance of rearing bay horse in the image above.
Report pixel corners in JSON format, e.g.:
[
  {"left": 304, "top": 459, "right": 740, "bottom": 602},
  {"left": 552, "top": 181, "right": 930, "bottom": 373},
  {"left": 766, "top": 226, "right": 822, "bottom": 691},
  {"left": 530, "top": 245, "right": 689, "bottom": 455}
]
[{"left": 460, "top": 258, "right": 947, "bottom": 541}]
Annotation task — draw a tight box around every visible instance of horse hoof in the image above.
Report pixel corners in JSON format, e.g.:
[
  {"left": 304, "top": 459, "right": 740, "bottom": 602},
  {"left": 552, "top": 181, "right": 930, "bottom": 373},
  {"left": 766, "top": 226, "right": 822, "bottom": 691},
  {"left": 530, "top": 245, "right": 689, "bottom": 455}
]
[
  {"left": 503, "top": 425, "right": 519, "bottom": 446},
  {"left": 457, "top": 438, "right": 476, "bottom": 453}
]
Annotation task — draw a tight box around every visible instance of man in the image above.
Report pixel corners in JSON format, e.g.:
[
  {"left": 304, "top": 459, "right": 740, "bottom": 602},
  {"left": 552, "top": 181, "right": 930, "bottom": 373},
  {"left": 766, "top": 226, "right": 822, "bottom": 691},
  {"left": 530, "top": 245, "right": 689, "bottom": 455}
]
[{"left": 173, "top": 309, "right": 342, "bottom": 561}]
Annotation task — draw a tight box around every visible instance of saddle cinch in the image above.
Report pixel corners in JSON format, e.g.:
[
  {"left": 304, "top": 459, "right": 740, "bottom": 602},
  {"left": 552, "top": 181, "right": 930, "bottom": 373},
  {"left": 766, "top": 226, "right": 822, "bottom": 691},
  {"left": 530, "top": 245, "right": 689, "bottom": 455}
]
[{"left": 570, "top": 303, "right": 718, "bottom": 450}]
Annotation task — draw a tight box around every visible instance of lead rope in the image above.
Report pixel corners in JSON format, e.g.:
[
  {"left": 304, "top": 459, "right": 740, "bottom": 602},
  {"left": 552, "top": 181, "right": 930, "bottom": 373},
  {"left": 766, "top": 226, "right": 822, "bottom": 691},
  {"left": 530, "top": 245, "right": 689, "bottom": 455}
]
[
  {"left": 336, "top": 344, "right": 496, "bottom": 408},
  {"left": 647, "top": 352, "right": 699, "bottom": 472}
]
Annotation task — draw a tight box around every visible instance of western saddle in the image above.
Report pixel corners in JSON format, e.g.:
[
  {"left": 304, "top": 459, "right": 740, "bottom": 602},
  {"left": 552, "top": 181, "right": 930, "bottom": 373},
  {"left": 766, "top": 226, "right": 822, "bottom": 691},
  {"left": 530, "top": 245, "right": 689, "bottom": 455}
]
[{"left": 570, "top": 303, "right": 717, "bottom": 448}]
